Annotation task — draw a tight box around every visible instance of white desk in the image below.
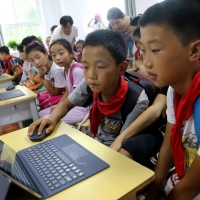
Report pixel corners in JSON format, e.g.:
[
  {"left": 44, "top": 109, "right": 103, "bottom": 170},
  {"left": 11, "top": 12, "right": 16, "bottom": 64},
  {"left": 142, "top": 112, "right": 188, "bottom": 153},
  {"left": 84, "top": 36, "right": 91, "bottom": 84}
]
[
  {"left": 0, "top": 85, "right": 38, "bottom": 127},
  {"left": 0, "top": 73, "right": 13, "bottom": 88},
  {"left": 0, "top": 122, "right": 155, "bottom": 200}
]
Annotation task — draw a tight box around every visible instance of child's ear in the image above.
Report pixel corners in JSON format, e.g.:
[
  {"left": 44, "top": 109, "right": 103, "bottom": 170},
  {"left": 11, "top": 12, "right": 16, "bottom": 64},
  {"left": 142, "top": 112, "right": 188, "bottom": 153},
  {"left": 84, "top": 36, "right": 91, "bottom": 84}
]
[
  {"left": 189, "top": 40, "right": 200, "bottom": 62},
  {"left": 118, "top": 61, "right": 128, "bottom": 76}
]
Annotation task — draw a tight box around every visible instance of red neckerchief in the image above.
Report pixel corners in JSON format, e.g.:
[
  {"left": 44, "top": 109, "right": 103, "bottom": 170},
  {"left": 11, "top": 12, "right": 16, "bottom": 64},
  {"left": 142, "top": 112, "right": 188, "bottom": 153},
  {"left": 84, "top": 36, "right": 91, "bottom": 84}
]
[
  {"left": 171, "top": 70, "right": 200, "bottom": 179},
  {"left": 3, "top": 55, "right": 13, "bottom": 74},
  {"left": 90, "top": 76, "right": 128, "bottom": 137}
]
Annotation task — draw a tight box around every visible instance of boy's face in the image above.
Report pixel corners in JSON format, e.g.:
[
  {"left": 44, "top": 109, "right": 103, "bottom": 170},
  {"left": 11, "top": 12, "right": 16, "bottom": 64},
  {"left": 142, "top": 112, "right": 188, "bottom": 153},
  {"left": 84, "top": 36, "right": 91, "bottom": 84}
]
[
  {"left": 0, "top": 53, "right": 7, "bottom": 61},
  {"left": 19, "top": 51, "right": 27, "bottom": 61},
  {"left": 140, "top": 25, "right": 192, "bottom": 89},
  {"left": 82, "top": 45, "right": 126, "bottom": 96}
]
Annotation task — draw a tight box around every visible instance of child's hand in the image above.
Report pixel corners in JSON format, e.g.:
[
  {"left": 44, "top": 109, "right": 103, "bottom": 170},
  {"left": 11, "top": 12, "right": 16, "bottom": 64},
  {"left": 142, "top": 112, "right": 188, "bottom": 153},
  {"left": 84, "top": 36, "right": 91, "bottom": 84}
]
[
  {"left": 29, "top": 80, "right": 35, "bottom": 86},
  {"left": 38, "top": 67, "right": 47, "bottom": 78},
  {"left": 50, "top": 105, "right": 56, "bottom": 113},
  {"left": 110, "top": 136, "right": 124, "bottom": 152}
]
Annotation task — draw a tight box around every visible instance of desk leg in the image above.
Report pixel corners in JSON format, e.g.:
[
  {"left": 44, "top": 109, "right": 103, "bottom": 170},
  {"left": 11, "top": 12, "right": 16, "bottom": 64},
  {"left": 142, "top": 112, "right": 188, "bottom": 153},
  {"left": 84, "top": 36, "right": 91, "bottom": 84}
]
[
  {"left": 18, "top": 122, "right": 23, "bottom": 129},
  {"left": 29, "top": 100, "right": 39, "bottom": 122}
]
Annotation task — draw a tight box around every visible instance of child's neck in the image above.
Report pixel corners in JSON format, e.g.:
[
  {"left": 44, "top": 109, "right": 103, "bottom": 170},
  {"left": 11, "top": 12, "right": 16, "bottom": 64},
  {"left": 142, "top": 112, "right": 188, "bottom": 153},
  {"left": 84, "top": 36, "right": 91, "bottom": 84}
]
[
  {"left": 101, "top": 80, "right": 120, "bottom": 103},
  {"left": 64, "top": 59, "right": 74, "bottom": 73},
  {"left": 173, "top": 66, "right": 199, "bottom": 96}
]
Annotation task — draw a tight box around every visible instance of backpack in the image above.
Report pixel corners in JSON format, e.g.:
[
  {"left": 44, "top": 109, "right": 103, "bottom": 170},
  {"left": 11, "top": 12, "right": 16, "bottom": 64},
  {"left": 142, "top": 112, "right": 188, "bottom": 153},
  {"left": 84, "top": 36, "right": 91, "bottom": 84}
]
[
  {"left": 69, "top": 62, "right": 83, "bottom": 86},
  {"left": 84, "top": 71, "right": 159, "bottom": 123},
  {"left": 194, "top": 96, "right": 200, "bottom": 142}
]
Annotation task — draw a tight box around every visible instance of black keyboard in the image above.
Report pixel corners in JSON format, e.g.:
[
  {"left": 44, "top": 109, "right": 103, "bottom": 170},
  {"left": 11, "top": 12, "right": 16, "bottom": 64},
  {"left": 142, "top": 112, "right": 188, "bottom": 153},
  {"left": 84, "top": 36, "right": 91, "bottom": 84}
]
[
  {"left": 0, "top": 75, "right": 7, "bottom": 79},
  {"left": 0, "top": 89, "right": 25, "bottom": 100},
  {"left": 24, "top": 141, "right": 85, "bottom": 191}
]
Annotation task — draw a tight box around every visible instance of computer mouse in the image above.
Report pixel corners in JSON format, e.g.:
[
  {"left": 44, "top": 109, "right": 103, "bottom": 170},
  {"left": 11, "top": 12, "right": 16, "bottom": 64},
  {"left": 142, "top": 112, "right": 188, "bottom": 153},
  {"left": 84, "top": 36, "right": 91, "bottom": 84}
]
[
  {"left": 29, "top": 126, "right": 48, "bottom": 142},
  {"left": 6, "top": 84, "right": 15, "bottom": 91}
]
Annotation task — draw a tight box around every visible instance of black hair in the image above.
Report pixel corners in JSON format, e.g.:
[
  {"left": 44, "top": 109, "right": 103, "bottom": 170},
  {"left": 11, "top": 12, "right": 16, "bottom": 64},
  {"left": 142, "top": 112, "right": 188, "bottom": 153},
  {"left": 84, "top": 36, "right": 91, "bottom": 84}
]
[
  {"left": 17, "top": 44, "right": 24, "bottom": 52},
  {"left": 0, "top": 46, "right": 10, "bottom": 55},
  {"left": 133, "top": 27, "right": 141, "bottom": 38},
  {"left": 83, "top": 30, "right": 127, "bottom": 65},
  {"left": 50, "top": 39, "right": 73, "bottom": 54},
  {"left": 25, "top": 41, "right": 47, "bottom": 56},
  {"left": 130, "top": 16, "right": 141, "bottom": 26},
  {"left": 107, "top": 7, "right": 125, "bottom": 21},
  {"left": 60, "top": 16, "right": 73, "bottom": 26},
  {"left": 20, "top": 35, "right": 38, "bottom": 47},
  {"left": 76, "top": 39, "right": 84, "bottom": 45},
  {"left": 139, "top": 0, "right": 200, "bottom": 45},
  {"left": 50, "top": 25, "right": 58, "bottom": 33}
]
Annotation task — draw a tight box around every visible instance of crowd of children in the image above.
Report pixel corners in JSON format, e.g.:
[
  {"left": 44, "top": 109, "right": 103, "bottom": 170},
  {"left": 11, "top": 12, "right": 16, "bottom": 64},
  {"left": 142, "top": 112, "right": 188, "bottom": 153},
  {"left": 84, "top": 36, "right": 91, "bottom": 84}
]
[{"left": 1, "top": 0, "right": 200, "bottom": 198}]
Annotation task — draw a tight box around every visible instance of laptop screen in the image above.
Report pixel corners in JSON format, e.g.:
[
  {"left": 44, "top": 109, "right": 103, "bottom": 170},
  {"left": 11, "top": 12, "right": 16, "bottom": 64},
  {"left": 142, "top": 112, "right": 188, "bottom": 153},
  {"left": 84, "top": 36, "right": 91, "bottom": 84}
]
[
  {"left": 0, "top": 140, "right": 16, "bottom": 176},
  {"left": 0, "top": 140, "right": 41, "bottom": 199}
]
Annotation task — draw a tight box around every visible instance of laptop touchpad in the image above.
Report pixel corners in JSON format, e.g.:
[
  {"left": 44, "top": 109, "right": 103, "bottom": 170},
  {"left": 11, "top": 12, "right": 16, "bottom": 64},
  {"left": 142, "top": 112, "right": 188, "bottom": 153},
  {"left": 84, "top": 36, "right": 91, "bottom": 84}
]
[{"left": 62, "top": 144, "right": 88, "bottom": 160}]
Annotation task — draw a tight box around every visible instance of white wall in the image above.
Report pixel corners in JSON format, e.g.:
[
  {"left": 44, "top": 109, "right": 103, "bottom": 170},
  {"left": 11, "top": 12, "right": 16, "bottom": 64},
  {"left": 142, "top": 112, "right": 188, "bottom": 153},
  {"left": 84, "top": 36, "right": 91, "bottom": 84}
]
[
  {"left": 40, "top": 0, "right": 125, "bottom": 40},
  {"left": 135, "top": 0, "right": 162, "bottom": 15}
]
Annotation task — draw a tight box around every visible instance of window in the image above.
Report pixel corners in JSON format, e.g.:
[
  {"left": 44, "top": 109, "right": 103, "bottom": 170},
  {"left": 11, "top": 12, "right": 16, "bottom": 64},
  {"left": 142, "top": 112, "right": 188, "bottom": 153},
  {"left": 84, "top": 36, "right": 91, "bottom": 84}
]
[{"left": 0, "top": 0, "right": 43, "bottom": 46}]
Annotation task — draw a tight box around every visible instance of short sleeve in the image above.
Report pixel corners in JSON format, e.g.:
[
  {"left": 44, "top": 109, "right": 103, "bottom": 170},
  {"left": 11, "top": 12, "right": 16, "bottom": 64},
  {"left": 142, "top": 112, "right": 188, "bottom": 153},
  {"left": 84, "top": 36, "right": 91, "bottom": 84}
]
[
  {"left": 166, "top": 86, "right": 175, "bottom": 124},
  {"left": 71, "top": 67, "right": 84, "bottom": 88},
  {"left": 68, "top": 79, "right": 90, "bottom": 106}
]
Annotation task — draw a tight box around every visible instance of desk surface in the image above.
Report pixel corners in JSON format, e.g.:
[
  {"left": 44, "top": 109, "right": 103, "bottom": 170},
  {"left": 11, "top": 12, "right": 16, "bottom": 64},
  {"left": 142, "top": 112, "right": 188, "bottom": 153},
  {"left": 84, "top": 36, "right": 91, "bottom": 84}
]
[
  {"left": 0, "top": 122, "right": 154, "bottom": 200},
  {"left": 0, "top": 73, "right": 13, "bottom": 81},
  {"left": 0, "top": 85, "right": 37, "bottom": 106}
]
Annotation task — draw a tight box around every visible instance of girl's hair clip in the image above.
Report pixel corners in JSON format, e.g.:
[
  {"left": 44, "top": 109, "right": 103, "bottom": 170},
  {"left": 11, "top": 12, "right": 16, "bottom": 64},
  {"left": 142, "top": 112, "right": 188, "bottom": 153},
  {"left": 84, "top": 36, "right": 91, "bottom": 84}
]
[{"left": 27, "top": 40, "right": 46, "bottom": 50}]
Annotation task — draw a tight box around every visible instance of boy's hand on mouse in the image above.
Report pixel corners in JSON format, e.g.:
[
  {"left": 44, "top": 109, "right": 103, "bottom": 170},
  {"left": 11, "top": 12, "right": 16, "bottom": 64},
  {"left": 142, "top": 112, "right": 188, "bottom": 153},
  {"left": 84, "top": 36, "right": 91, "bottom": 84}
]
[{"left": 27, "top": 118, "right": 56, "bottom": 136}]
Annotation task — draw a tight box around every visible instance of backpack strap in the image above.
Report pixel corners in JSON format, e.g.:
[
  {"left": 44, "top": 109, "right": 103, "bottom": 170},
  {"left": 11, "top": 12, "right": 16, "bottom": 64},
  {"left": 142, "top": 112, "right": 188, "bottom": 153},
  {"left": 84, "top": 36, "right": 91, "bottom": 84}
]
[
  {"left": 83, "top": 79, "right": 145, "bottom": 123},
  {"left": 194, "top": 96, "right": 200, "bottom": 142},
  {"left": 69, "top": 62, "right": 83, "bottom": 86},
  {"left": 121, "top": 80, "right": 143, "bottom": 123}
]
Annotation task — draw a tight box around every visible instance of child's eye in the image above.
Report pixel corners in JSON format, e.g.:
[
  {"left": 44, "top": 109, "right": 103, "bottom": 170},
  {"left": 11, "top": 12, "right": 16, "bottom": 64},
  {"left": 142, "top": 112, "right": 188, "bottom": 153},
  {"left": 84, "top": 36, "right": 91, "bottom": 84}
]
[
  {"left": 83, "top": 66, "right": 88, "bottom": 69},
  {"left": 152, "top": 49, "right": 160, "bottom": 53},
  {"left": 140, "top": 49, "right": 145, "bottom": 55}
]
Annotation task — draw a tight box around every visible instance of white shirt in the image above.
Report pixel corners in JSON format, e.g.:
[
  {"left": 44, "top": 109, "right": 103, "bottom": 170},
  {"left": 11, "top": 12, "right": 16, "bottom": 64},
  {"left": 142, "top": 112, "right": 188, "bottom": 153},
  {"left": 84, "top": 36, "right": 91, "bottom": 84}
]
[
  {"left": 50, "top": 25, "right": 78, "bottom": 45},
  {"left": 44, "top": 62, "right": 65, "bottom": 88},
  {"left": 165, "top": 86, "right": 200, "bottom": 199}
]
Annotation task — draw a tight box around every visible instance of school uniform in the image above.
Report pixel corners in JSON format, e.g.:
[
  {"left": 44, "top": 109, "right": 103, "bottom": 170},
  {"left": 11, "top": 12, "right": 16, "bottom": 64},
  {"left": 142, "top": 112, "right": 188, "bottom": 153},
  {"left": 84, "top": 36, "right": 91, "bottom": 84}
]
[
  {"left": 39, "top": 62, "right": 88, "bottom": 125},
  {"left": 37, "top": 62, "right": 65, "bottom": 110},
  {"left": 164, "top": 86, "right": 200, "bottom": 199}
]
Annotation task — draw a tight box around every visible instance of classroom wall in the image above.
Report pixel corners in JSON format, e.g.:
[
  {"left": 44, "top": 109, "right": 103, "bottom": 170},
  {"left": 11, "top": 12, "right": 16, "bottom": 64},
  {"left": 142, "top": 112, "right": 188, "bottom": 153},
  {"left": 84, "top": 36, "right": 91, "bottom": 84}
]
[
  {"left": 39, "top": 0, "right": 161, "bottom": 41},
  {"left": 39, "top": 0, "right": 125, "bottom": 40},
  {"left": 135, "top": 0, "right": 158, "bottom": 15}
]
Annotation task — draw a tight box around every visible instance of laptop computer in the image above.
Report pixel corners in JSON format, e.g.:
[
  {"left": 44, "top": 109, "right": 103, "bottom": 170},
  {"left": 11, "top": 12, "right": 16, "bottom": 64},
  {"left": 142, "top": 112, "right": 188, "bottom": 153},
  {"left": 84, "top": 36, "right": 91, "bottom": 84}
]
[
  {"left": 0, "top": 89, "right": 25, "bottom": 101},
  {"left": 0, "top": 74, "right": 7, "bottom": 79},
  {"left": 0, "top": 134, "right": 109, "bottom": 199}
]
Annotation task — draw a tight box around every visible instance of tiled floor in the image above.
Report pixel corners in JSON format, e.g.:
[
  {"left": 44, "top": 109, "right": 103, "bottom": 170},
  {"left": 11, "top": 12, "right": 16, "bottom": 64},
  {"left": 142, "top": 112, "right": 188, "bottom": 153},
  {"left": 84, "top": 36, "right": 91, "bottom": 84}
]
[{"left": 0, "top": 123, "right": 19, "bottom": 136}]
